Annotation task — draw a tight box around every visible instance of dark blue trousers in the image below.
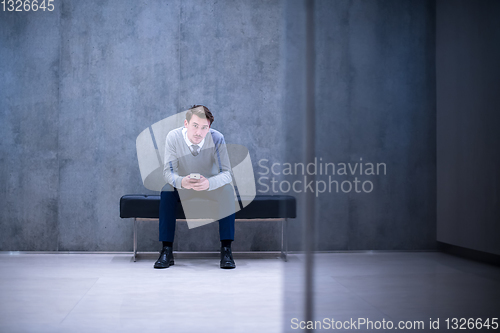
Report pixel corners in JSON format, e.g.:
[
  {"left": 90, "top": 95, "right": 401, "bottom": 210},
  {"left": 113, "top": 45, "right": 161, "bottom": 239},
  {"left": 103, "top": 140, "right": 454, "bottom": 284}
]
[{"left": 159, "top": 184, "right": 235, "bottom": 242}]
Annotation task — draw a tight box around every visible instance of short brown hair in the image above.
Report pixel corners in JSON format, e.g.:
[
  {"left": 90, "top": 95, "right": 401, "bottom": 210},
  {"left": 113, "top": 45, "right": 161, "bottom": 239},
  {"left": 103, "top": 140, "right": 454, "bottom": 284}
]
[{"left": 186, "top": 105, "right": 214, "bottom": 127}]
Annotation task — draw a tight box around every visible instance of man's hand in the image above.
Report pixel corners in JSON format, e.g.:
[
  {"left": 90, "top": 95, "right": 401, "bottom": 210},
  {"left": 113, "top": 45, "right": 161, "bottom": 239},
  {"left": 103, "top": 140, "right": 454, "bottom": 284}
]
[
  {"left": 181, "top": 175, "right": 209, "bottom": 191},
  {"left": 191, "top": 175, "right": 209, "bottom": 191},
  {"left": 181, "top": 175, "right": 196, "bottom": 189}
]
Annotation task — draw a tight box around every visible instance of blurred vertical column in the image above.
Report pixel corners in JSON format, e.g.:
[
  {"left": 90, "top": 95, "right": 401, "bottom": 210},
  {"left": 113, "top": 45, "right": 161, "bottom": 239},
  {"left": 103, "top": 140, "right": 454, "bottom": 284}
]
[
  {"left": 281, "top": 0, "right": 316, "bottom": 331},
  {"left": 304, "top": 0, "right": 316, "bottom": 330}
]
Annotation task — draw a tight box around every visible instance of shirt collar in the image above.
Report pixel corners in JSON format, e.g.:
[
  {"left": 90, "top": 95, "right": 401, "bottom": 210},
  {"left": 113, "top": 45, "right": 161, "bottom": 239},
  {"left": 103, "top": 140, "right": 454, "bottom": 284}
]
[{"left": 182, "top": 127, "right": 205, "bottom": 150}]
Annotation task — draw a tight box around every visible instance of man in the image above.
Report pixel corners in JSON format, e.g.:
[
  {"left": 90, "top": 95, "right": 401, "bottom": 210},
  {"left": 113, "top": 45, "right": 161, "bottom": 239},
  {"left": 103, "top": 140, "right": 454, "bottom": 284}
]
[{"left": 154, "top": 105, "right": 236, "bottom": 269}]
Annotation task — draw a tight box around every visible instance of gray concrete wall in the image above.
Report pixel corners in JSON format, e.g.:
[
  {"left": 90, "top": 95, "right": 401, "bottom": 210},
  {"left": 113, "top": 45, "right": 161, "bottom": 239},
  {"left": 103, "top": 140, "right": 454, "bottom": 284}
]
[
  {"left": 1, "top": 0, "right": 437, "bottom": 252},
  {"left": 282, "top": 0, "right": 436, "bottom": 252},
  {"left": 0, "top": 8, "right": 60, "bottom": 250},
  {"left": 436, "top": 0, "right": 500, "bottom": 255},
  {"left": 1, "top": 0, "right": 284, "bottom": 252}
]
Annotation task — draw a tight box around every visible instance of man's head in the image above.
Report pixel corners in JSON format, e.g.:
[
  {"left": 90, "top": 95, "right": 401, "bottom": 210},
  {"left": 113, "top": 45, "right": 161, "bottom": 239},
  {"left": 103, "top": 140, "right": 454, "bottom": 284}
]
[{"left": 184, "top": 105, "right": 214, "bottom": 145}]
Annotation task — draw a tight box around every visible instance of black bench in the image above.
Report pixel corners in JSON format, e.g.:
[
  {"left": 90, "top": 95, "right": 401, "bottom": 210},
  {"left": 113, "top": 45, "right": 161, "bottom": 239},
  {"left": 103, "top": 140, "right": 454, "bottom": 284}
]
[{"left": 120, "top": 194, "right": 296, "bottom": 261}]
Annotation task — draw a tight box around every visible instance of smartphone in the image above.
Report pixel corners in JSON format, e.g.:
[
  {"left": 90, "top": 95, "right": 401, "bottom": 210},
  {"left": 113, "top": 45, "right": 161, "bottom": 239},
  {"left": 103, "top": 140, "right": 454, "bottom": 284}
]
[{"left": 190, "top": 173, "right": 200, "bottom": 180}]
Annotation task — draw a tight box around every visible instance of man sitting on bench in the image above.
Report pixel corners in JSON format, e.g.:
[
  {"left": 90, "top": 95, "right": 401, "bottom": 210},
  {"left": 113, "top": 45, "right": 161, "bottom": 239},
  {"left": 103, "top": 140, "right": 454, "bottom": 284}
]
[{"left": 154, "top": 105, "right": 236, "bottom": 269}]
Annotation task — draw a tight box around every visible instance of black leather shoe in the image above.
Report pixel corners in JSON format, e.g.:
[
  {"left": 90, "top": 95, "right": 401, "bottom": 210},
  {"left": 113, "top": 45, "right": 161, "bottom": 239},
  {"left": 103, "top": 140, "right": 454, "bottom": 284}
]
[
  {"left": 154, "top": 246, "right": 174, "bottom": 269},
  {"left": 220, "top": 246, "right": 236, "bottom": 269}
]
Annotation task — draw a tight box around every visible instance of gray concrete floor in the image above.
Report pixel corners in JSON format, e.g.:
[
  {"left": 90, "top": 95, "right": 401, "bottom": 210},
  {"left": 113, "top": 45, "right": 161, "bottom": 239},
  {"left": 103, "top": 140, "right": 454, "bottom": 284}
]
[
  {"left": 1, "top": 252, "right": 499, "bottom": 333},
  {"left": 0, "top": 253, "right": 283, "bottom": 333},
  {"left": 285, "top": 252, "right": 500, "bottom": 332}
]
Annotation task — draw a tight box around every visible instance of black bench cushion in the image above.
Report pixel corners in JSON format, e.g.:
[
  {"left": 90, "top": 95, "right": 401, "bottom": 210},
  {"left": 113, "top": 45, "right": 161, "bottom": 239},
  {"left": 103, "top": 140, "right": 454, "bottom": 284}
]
[{"left": 120, "top": 195, "right": 296, "bottom": 219}]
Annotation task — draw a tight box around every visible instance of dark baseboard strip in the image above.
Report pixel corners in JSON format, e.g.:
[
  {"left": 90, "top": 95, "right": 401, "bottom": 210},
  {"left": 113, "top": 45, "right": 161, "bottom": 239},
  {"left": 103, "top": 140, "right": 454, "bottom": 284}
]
[{"left": 438, "top": 242, "right": 500, "bottom": 266}]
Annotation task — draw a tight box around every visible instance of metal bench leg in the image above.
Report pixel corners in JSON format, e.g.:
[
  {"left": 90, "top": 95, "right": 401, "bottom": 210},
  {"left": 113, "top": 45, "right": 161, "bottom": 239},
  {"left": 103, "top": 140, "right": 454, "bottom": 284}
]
[
  {"left": 284, "top": 218, "right": 288, "bottom": 261},
  {"left": 133, "top": 218, "right": 137, "bottom": 262},
  {"left": 281, "top": 218, "right": 288, "bottom": 262}
]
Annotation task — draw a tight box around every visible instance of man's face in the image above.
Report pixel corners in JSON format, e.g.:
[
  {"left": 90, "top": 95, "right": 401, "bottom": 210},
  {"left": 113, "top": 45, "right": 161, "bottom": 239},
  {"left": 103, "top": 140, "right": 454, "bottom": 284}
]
[{"left": 184, "top": 114, "right": 210, "bottom": 145}]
